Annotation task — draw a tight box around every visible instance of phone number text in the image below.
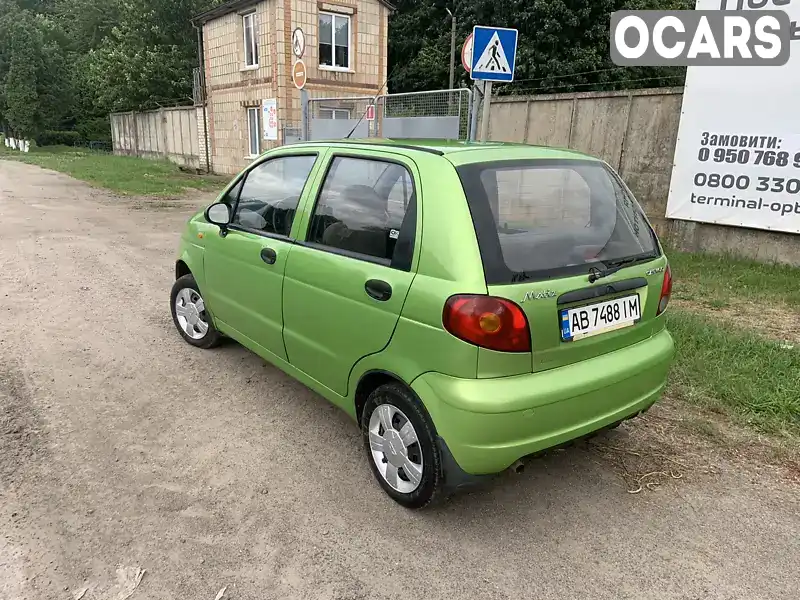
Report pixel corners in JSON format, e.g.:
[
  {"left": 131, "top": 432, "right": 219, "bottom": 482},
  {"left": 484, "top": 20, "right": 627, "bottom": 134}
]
[
  {"left": 697, "top": 148, "right": 800, "bottom": 168},
  {"left": 694, "top": 172, "right": 800, "bottom": 194}
]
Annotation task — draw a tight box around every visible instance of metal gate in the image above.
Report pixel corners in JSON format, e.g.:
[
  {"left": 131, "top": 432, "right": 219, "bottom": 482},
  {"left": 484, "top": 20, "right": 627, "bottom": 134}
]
[{"left": 305, "top": 88, "right": 472, "bottom": 142}]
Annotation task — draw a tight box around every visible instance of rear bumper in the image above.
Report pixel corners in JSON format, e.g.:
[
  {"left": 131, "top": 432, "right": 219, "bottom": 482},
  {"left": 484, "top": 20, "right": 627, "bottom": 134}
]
[{"left": 412, "top": 328, "right": 675, "bottom": 476}]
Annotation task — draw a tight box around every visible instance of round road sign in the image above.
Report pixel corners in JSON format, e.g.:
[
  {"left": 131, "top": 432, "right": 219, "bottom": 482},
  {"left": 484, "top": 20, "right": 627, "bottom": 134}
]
[
  {"left": 292, "top": 59, "right": 307, "bottom": 90},
  {"left": 292, "top": 27, "right": 306, "bottom": 59},
  {"left": 462, "top": 33, "right": 474, "bottom": 72}
]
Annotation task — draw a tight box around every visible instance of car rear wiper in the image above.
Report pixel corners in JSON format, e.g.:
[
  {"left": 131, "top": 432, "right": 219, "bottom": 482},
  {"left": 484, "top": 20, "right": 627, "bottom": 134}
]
[
  {"left": 588, "top": 254, "right": 655, "bottom": 283},
  {"left": 511, "top": 271, "right": 534, "bottom": 283}
]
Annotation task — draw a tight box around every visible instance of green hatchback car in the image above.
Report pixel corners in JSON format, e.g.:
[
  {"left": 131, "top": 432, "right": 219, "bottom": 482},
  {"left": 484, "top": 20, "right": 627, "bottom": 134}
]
[{"left": 171, "top": 139, "right": 675, "bottom": 509}]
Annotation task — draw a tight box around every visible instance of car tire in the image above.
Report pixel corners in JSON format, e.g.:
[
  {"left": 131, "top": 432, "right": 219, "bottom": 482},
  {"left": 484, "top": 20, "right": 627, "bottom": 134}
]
[
  {"left": 361, "top": 382, "right": 443, "bottom": 509},
  {"left": 170, "top": 274, "right": 222, "bottom": 349}
]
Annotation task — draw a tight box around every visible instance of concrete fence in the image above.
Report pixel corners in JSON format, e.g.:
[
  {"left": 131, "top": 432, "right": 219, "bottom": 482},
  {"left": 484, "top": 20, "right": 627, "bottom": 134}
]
[
  {"left": 488, "top": 88, "right": 800, "bottom": 266},
  {"left": 110, "top": 106, "right": 204, "bottom": 170}
]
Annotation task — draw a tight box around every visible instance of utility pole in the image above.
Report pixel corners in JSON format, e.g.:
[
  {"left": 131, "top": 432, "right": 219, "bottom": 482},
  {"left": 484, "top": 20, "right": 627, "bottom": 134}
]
[{"left": 446, "top": 7, "right": 456, "bottom": 90}]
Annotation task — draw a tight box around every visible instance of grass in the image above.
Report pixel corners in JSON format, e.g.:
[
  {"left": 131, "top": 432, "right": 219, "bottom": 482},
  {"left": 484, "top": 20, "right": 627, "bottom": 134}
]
[
  {"left": 0, "top": 144, "right": 228, "bottom": 196},
  {"left": 665, "top": 249, "right": 800, "bottom": 438},
  {"left": 667, "top": 310, "right": 800, "bottom": 437},
  {"left": 667, "top": 248, "right": 800, "bottom": 308}
]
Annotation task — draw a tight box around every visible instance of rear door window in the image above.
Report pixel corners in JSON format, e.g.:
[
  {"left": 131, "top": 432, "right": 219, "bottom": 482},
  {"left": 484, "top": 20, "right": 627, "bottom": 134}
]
[
  {"left": 305, "top": 156, "right": 417, "bottom": 270},
  {"left": 456, "top": 159, "right": 660, "bottom": 284}
]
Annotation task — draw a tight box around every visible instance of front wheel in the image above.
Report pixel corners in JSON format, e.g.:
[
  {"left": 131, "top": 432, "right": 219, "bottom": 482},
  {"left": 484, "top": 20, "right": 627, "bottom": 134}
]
[
  {"left": 170, "top": 274, "right": 222, "bottom": 349},
  {"left": 361, "top": 382, "right": 443, "bottom": 509}
]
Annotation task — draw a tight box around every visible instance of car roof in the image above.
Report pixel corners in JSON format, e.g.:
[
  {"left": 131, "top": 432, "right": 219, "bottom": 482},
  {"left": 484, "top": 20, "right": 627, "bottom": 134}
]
[{"left": 283, "top": 138, "right": 602, "bottom": 166}]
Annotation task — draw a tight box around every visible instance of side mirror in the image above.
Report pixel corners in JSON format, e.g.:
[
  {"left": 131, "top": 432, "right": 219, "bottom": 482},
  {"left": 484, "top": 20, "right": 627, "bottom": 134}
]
[{"left": 205, "top": 202, "right": 231, "bottom": 229}]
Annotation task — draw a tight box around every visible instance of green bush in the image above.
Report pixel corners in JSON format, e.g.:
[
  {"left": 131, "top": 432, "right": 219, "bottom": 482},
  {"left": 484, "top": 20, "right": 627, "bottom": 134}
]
[
  {"left": 76, "top": 117, "right": 112, "bottom": 143},
  {"left": 36, "top": 130, "right": 81, "bottom": 147}
]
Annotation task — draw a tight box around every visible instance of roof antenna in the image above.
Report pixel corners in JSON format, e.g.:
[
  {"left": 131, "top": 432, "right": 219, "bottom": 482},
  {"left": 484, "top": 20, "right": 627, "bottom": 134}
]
[{"left": 345, "top": 63, "right": 399, "bottom": 139}]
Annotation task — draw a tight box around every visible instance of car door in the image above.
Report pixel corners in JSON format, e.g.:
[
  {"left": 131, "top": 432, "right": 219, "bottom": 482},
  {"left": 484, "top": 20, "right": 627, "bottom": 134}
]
[
  {"left": 282, "top": 151, "right": 420, "bottom": 396},
  {"left": 203, "top": 151, "right": 323, "bottom": 361}
]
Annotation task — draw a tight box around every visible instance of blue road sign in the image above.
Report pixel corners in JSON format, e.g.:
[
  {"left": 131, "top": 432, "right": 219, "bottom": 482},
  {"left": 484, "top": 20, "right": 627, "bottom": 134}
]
[{"left": 470, "top": 26, "right": 518, "bottom": 82}]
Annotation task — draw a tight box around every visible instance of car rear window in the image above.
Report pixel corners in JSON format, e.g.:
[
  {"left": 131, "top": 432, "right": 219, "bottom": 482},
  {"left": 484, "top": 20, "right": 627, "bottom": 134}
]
[{"left": 456, "top": 159, "right": 660, "bottom": 284}]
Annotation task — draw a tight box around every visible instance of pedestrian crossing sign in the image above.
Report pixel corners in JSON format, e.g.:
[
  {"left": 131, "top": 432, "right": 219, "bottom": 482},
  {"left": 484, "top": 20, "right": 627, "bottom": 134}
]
[{"left": 470, "top": 26, "right": 518, "bottom": 82}]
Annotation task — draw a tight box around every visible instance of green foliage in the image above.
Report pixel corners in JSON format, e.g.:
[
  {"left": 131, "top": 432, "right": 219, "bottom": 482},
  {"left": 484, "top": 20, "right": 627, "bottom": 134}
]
[
  {"left": 75, "top": 116, "right": 112, "bottom": 142},
  {"left": 668, "top": 311, "right": 800, "bottom": 436},
  {"left": 36, "top": 129, "right": 81, "bottom": 146},
  {"left": 387, "top": 0, "right": 694, "bottom": 94},
  {"left": 0, "top": 4, "right": 72, "bottom": 138},
  {"left": 4, "top": 14, "right": 40, "bottom": 137},
  {"left": 668, "top": 248, "right": 800, "bottom": 309},
  {"left": 0, "top": 0, "right": 697, "bottom": 142},
  {"left": 0, "top": 0, "right": 222, "bottom": 140},
  {"left": 83, "top": 0, "right": 213, "bottom": 112}
]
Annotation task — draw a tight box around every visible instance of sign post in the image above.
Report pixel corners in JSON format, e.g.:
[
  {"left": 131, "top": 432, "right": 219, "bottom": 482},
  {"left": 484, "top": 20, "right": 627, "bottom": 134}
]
[
  {"left": 470, "top": 26, "right": 519, "bottom": 141},
  {"left": 479, "top": 82, "right": 492, "bottom": 142}
]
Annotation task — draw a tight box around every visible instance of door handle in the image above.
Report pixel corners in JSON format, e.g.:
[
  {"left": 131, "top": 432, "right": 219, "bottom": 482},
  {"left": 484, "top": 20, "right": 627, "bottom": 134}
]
[
  {"left": 260, "top": 247, "right": 277, "bottom": 265},
  {"left": 365, "top": 279, "right": 392, "bottom": 302}
]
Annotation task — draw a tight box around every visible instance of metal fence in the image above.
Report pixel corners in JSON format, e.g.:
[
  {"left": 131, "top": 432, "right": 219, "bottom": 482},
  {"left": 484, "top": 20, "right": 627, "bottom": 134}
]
[
  {"left": 381, "top": 89, "right": 472, "bottom": 140},
  {"left": 307, "top": 95, "right": 373, "bottom": 140},
  {"left": 305, "top": 88, "right": 473, "bottom": 142}
]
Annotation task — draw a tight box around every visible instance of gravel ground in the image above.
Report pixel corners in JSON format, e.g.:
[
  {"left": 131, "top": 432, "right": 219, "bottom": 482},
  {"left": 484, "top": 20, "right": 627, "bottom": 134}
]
[{"left": 1, "top": 160, "right": 798, "bottom": 600}]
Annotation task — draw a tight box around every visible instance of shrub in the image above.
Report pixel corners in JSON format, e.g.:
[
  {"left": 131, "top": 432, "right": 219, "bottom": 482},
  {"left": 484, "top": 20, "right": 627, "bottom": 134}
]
[
  {"left": 76, "top": 117, "right": 112, "bottom": 143},
  {"left": 36, "top": 130, "right": 81, "bottom": 147}
]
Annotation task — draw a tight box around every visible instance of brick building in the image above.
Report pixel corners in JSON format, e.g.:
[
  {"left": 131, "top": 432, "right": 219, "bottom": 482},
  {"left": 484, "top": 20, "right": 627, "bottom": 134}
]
[{"left": 193, "top": 0, "right": 392, "bottom": 174}]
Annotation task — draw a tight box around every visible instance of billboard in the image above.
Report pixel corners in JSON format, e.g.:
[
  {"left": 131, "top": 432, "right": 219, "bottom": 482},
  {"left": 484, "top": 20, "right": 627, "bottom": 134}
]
[{"left": 666, "top": 0, "right": 800, "bottom": 235}]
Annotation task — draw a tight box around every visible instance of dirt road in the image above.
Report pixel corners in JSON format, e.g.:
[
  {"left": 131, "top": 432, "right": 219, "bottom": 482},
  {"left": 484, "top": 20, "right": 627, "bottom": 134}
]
[{"left": 1, "top": 160, "right": 798, "bottom": 600}]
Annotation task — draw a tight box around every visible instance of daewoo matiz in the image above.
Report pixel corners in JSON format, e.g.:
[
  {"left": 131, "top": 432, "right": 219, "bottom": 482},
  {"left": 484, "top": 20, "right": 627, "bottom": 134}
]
[{"left": 171, "top": 139, "right": 675, "bottom": 509}]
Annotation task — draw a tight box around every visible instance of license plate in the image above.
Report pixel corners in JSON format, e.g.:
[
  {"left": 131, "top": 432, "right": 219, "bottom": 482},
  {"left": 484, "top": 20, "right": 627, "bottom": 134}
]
[{"left": 560, "top": 294, "right": 641, "bottom": 342}]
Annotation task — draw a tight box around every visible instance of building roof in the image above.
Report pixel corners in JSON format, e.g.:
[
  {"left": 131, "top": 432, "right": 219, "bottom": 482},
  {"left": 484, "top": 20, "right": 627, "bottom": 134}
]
[{"left": 192, "top": 0, "right": 395, "bottom": 25}]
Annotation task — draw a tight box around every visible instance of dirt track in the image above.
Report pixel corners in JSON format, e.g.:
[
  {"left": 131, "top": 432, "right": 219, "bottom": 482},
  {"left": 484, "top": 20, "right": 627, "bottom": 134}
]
[{"left": 1, "top": 160, "right": 798, "bottom": 600}]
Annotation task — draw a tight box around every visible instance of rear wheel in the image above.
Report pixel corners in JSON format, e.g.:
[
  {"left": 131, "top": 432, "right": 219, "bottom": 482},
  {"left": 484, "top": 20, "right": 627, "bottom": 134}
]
[
  {"left": 361, "top": 382, "right": 442, "bottom": 509},
  {"left": 170, "top": 274, "right": 222, "bottom": 349}
]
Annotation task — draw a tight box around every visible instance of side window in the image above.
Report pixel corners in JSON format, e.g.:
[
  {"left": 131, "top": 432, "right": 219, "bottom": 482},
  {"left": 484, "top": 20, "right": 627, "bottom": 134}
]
[
  {"left": 307, "top": 156, "right": 416, "bottom": 268},
  {"left": 221, "top": 179, "right": 243, "bottom": 208},
  {"left": 232, "top": 155, "right": 317, "bottom": 236}
]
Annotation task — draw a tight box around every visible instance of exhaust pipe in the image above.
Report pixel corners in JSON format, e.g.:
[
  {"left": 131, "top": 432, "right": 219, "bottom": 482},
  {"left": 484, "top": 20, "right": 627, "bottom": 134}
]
[{"left": 509, "top": 460, "right": 524, "bottom": 475}]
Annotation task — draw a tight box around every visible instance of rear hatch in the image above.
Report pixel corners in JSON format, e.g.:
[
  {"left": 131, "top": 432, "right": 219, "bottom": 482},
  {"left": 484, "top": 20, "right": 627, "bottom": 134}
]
[{"left": 455, "top": 156, "right": 666, "bottom": 373}]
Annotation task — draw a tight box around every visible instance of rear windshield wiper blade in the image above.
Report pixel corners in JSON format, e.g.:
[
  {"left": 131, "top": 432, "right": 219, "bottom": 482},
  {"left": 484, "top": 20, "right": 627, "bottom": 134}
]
[
  {"left": 511, "top": 271, "right": 534, "bottom": 283},
  {"left": 588, "top": 254, "right": 656, "bottom": 283}
]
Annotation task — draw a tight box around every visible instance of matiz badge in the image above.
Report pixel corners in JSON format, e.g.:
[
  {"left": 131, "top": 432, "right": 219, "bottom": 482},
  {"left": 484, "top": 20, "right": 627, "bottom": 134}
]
[
  {"left": 522, "top": 290, "right": 557, "bottom": 302},
  {"left": 647, "top": 266, "right": 665, "bottom": 276}
]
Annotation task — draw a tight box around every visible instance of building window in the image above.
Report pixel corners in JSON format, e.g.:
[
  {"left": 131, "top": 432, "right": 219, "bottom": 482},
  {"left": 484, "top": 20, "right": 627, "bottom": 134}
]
[
  {"left": 247, "top": 107, "right": 261, "bottom": 157},
  {"left": 319, "top": 12, "right": 350, "bottom": 70},
  {"left": 243, "top": 12, "right": 259, "bottom": 67},
  {"left": 319, "top": 108, "right": 351, "bottom": 120}
]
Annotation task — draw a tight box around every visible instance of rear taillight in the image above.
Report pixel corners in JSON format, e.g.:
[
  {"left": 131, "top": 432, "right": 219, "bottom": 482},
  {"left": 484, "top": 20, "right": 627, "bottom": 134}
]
[
  {"left": 443, "top": 295, "right": 531, "bottom": 353},
  {"left": 657, "top": 265, "right": 673, "bottom": 315}
]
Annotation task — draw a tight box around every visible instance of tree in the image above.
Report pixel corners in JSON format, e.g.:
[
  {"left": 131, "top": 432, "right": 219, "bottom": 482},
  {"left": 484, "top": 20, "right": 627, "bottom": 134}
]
[
  {"left": 83, "top": 0, "right": 221, "bottom": 112},
  {"left": 52, "top": 0, "right": 122, "bottom": 53},
  {"left": 3, "top": 14, "right": 41, "bottom": 138},
  {"left": 387, "top": 0, "right": 693, "bottom": 94},
  {"left": 0, "top": 5, "right": 72, "bottom": 139}
]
